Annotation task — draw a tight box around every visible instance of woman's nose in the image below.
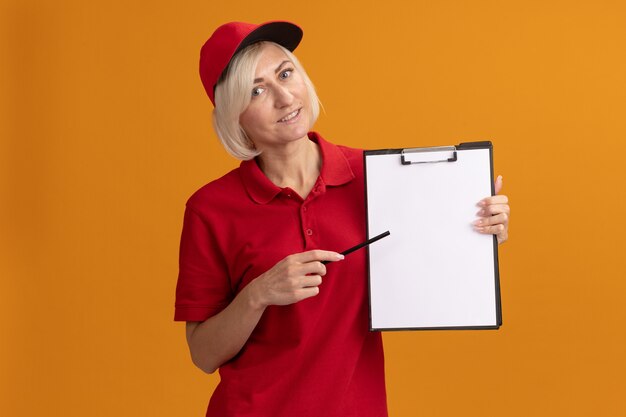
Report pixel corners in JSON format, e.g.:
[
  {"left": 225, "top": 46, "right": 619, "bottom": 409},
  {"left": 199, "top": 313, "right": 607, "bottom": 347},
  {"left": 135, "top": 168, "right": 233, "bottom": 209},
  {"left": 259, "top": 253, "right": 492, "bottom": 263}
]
[{"left": 273, "top": 85, "right": 294, "bottom": 108}]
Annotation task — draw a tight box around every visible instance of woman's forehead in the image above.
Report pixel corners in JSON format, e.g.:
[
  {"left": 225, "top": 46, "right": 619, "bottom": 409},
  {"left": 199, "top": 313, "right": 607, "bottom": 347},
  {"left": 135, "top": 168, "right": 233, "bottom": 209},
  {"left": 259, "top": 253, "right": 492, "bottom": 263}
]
[{"left": 254, "top": 43, "right": 291, "bottom": 75}]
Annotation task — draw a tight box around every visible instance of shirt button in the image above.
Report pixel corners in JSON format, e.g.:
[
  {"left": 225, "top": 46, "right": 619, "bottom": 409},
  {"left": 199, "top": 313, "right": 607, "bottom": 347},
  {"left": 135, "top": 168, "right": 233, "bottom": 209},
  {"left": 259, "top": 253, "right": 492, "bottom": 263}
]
[
  {"left": 306, "top": 229, "right": 313, "bottom": 236},
  {"left": 302, "top": 206, "right": 307, "bottom": 212}
]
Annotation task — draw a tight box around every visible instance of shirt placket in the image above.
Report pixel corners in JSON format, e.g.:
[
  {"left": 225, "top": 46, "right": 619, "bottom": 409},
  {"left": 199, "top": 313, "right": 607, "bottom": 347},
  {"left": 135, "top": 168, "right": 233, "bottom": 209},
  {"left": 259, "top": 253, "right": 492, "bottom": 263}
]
[{"left": 300, "top": 178, "right": 325, "bottom": 250}]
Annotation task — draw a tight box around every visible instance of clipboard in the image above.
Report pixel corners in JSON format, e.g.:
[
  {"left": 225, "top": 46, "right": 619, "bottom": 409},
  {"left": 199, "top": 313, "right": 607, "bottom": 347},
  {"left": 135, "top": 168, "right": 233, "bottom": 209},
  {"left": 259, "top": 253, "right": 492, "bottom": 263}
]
[{"left": 364, "top": 141, "right": 502, "bottom": 331}]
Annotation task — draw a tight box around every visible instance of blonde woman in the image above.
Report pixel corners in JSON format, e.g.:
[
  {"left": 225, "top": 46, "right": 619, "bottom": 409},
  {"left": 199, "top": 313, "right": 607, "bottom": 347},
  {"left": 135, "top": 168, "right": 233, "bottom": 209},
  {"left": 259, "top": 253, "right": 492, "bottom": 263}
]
[{"left": 175, "top": 21, "right": 510, "bottom": 417}]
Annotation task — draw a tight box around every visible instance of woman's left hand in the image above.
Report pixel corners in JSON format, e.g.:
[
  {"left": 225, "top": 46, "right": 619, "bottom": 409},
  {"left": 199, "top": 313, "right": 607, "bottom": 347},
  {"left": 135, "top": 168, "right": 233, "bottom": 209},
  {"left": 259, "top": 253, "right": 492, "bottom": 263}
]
[{"left": 473, "top": 175, "right": 510, "bottom": 244}]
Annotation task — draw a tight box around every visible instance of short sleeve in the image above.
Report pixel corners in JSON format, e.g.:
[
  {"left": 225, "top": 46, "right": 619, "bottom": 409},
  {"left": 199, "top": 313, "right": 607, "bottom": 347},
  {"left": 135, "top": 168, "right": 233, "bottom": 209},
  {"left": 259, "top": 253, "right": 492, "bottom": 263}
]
[{"left": 174, "top": 205, "right": 233, "bottom": 321}]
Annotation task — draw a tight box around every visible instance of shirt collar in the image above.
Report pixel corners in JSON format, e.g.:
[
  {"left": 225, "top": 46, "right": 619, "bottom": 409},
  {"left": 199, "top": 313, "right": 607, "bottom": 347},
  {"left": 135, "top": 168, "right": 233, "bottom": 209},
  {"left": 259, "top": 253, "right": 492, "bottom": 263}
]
[{"left": 239, "top": 131, "right": 355, "bottom": 205}]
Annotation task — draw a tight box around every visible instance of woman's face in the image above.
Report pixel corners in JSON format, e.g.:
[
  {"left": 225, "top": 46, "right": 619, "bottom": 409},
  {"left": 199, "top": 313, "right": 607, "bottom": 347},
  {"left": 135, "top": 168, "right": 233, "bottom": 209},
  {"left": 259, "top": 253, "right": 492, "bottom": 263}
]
[{"left": 239, "top": 43, "right": 311, "bottom": 152}]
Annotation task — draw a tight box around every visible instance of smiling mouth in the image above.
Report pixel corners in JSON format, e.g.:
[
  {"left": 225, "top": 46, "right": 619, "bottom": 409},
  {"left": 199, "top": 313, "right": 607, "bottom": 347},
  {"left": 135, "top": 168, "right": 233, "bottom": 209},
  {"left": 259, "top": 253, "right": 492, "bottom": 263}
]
[{"left": 277, "top": 108, "right": 301, "bottom": 123}]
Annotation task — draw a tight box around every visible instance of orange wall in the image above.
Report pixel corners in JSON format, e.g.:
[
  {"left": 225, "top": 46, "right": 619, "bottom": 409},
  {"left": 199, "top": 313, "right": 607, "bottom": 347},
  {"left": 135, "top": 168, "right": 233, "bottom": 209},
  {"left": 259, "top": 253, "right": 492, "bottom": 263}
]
[{"left": 1, "top": 1, "right": 625, "bottom": 416}]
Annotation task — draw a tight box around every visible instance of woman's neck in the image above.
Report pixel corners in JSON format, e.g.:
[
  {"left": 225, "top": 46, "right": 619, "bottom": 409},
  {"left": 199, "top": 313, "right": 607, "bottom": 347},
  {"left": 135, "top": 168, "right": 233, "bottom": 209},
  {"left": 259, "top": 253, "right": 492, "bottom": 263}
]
[{"left": 256, "top": 136, "right": 321, "bottom": 199}]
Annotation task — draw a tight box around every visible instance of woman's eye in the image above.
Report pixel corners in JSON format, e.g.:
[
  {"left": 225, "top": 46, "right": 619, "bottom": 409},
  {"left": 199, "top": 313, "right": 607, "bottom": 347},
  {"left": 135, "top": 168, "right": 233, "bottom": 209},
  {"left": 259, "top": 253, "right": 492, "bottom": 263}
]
[
  {"left": 279, "top": 69, "right": 292, "bottom": 80},
  {"left": 251, "top": 87, "right": 264, "bottom": 97}
]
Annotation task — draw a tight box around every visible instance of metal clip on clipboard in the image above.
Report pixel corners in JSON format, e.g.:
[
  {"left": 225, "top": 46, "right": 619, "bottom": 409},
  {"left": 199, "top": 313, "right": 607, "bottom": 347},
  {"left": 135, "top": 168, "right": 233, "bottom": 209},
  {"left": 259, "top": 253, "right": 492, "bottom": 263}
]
[{"left": 400, "top": 146, "right": 458, "bottom": 165}]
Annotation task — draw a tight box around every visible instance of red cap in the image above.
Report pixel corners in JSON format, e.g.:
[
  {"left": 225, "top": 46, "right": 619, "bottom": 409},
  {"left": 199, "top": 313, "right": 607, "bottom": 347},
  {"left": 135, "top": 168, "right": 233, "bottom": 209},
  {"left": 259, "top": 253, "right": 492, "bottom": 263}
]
[{"left": 199, "top": 21, "right": 303, "bottom": 106}]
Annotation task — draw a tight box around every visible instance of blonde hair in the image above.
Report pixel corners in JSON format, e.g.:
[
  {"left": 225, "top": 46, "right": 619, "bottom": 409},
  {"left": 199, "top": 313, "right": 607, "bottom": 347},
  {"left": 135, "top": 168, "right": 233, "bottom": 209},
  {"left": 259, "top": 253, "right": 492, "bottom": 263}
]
[{"left": 212, "top": 41, "right": 320, "bottom": 160}]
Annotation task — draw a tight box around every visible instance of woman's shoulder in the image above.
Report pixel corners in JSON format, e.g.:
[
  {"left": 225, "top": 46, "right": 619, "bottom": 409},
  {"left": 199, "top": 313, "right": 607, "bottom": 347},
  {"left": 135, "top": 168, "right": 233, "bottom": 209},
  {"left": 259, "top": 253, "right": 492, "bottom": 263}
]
[{"left": 185, "top": 166, "right": 245, "bottom": 213}]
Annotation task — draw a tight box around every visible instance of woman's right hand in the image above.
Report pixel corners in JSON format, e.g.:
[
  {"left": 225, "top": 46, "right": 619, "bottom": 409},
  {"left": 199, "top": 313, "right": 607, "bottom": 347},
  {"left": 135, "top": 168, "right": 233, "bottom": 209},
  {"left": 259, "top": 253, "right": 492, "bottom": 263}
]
[
  {"left": 248, "top": 250, "right": 344, "bottom": 308},
  {"left": 186, "top": 249, "right": 343, "bottom": 373}
]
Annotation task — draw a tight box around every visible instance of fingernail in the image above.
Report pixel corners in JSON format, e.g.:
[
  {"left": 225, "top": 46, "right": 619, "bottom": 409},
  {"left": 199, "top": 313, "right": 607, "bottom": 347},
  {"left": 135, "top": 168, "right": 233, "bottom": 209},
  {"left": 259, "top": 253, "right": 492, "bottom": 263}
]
[
  {"left": 477, "top": 200, "right": 486, "bottom": 207},
  {"left": 476, "top": 209, "right": 486, "bottom": 216},
  {"left": 336, "top": 254, "right": 345, "bottom": 260},
  {"left": 472, "top": 219, "right": 483, "bottom": 226},
  {"left": 498, "top": 175, "right": 503, "bottom": 182}
]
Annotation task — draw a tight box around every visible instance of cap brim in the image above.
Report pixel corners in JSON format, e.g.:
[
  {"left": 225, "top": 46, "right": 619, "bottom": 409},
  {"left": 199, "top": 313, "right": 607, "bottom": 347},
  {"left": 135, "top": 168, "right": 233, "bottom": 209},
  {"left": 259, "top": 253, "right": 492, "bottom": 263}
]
[{"left": 236, "top": 21, "right": 303, "bottom": 56}]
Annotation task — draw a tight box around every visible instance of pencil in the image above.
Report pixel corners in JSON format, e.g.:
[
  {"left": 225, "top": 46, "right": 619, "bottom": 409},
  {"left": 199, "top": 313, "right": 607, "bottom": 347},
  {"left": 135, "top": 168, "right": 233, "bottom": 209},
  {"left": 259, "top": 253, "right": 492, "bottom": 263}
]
[{"left": 323, "top": 230, "right": 391, "bottom": 265}]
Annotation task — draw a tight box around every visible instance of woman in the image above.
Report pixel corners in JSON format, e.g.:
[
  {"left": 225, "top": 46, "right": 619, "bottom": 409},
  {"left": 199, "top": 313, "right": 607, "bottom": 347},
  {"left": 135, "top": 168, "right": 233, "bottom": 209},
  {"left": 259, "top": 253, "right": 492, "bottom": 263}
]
[{"left": 175, "top": 21, "right": 510, "bottom": 417}]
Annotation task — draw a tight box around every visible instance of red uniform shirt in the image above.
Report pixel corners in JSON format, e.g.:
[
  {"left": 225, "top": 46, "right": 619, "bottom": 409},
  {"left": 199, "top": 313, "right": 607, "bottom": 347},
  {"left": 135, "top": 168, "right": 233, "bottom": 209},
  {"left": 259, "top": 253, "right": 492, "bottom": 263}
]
[{"left": 175, "top": 132, "right": 388, "bottom": 417}]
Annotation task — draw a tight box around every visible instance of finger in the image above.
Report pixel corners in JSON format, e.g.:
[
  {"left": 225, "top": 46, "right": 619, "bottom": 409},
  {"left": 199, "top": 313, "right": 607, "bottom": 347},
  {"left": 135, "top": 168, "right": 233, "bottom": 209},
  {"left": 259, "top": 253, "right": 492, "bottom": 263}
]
[
  {"left": 474, "top": 223, "right": 506, "bottom": 236},
  {"left": 476, "top": 204, "right": 510, "bottom": 217},
  {"left": 301, "top": 275, "right": 323, "bottom": 288},
  {"left": 473, "top": 213, "right": 508, "bottom": 227},
  {"left": 299, "top": 261, "right": 327, "bottom": 277},
  {"left": 494, "top": 175, "right": 503, "bottom": 194},
  {"left": 295, "top": 250, "right": 344, "bottom": 264},
  {"left": 477, "top": 194, "right": 509, "bottom": 207},
  {"left": 295, "top": 286, "right": 320, "bottom": 301}
]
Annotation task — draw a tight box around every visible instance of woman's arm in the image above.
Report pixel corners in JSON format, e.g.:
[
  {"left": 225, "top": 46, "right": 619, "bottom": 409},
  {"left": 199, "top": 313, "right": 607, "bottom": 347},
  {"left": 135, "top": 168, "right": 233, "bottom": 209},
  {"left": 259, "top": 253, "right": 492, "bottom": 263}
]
[{"left": 185, "top": 250, "right": 344, "bottom": 374}]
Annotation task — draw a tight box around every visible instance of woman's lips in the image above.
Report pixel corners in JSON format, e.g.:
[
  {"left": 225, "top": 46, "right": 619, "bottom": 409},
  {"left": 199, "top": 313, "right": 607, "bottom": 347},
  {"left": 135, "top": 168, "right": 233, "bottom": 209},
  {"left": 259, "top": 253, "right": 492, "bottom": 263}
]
[{"left": 277, "top": 108, "right": 301, "bottom": 123}]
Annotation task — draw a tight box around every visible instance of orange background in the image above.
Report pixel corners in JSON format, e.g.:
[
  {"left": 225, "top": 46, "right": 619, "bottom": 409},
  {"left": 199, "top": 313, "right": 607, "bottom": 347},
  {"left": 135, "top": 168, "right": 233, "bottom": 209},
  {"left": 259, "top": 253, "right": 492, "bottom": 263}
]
[{"left": 1, "top": 1, "right": 625, "bottom": 416}]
